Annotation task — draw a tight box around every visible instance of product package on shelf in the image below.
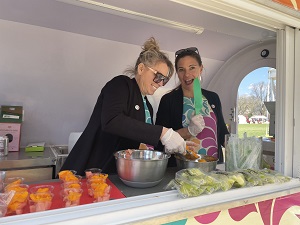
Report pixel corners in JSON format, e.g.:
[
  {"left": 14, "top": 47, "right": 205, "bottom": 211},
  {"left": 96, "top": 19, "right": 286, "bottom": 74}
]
[{"left": 0, "top": 106, "right": 23, "bottom": 152}]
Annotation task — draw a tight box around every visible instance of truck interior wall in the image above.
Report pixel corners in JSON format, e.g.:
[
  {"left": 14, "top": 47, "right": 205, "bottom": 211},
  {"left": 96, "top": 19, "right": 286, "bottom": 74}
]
[
  {"left": 207, "top": 39, "right": 276, "bottom": 133},
  {"left": 0, "top": 19, "right": 145, "bottom": 146},
  {"left": 0, "top": 19, "right": 224, "bottom": 146}
]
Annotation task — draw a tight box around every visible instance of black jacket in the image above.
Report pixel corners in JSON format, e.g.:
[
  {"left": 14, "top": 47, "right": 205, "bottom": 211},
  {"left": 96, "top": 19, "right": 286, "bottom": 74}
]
[
  {"left": 156, "top": 87, "right": 229, "bottom": 164},
  {"left": 61, "top": 76, "right": 163, "bottom": 175}
]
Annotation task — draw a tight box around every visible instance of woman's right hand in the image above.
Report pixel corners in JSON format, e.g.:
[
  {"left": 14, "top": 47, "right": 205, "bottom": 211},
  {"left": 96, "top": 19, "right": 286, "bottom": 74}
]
[{"left": 161, "top": 128, "right": 185, "bottom": 154}]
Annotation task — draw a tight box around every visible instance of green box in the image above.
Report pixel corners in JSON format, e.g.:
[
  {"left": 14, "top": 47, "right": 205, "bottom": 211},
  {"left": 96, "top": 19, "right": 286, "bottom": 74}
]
[{"left": 25, "top": 142, "right": 45, "bottom": 152}]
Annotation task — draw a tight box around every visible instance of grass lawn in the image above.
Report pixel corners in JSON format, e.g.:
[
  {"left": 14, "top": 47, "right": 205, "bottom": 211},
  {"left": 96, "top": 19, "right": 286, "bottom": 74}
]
[{"left": 238, "top": 123, "right": 270, "bottom": 138}]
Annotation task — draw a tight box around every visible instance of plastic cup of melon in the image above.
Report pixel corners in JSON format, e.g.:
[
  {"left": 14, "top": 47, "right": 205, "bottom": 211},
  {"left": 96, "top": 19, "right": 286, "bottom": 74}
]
[
  {"left": 61, "top": 181, "right": 82, "bottom": 190},
  {"left": 58, "top": 170, "right": 77, "bottom": 182},
  {"left": 4, "top": 184, "right": 29, "bottom": 215},
  {"left": 86, "top": 176, "right": 107, "bottom": 190},
  {"left": 29, "top": 185, "right": 54, "bottom": 194},
  {"left": 84, "top": 168, "right": 102, "bottom": 179},
  {"left": 62, "top": 175, "right": 82, "bottom": 184},
  {"left": 60, "top": 188, "right": 83, "bottom": 207},
  {"left": 29, "top": 192, "right": 54, "bottom": 213},
  {"left": 86, "top": 173, "right": 108, "bottom": 184},
  {"left": 88, "top": 184, "right": 111, "bottom": 202},
  {"left": 4, "top": 177, "right": 25, "bottom": 189}
]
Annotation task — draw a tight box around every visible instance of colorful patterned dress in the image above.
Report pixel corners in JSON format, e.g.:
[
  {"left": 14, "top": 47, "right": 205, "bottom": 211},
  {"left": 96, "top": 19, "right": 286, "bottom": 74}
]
[{"left": 182, "top": 96, "right": 218, "bottom": 158}]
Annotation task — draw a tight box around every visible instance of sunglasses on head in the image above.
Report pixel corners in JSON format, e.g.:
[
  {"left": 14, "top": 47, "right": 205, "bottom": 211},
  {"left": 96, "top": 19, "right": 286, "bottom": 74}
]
[
  {"left": 147, "top": 66, "right": 170, "bottom": 86},
  {"left": 175, "top": 47, "right": 199, "bottom": 57}
]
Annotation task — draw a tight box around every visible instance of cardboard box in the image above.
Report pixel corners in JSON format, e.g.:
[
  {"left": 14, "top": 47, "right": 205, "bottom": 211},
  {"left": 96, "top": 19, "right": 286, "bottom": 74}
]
[
  {"left": 0, "top": 123, "right": 21, "bottom": 152},
  {"left": 0, "top": 105, "right": 23, "bottom": 152}
]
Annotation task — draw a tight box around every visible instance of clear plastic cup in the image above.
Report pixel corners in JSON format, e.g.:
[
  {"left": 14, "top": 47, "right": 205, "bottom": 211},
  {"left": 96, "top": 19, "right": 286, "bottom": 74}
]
[
  {"left": 84, "top": 168, "right": 102, "bottom": 179},
  {"left": 4, "top": 183, "right": 29, "bottom": 193},
  {"left": 0, "top": 182, "right": 4, "bottom": 193},
  {"left": 58, "top": 170, "right": 77, "bottom": 181},
  {"left": 86, "top": 178, "right": 105, "bottom": 190},
  {"left": 0, "top": 171, "right": 5, "bottom": 179},
  {"left": 89, "top": 185, "right": 111, "bottom": 203},
  {"left": 0, "top": 171, "right": 6, "bottom": 192},
  {"left": 4, "top": 177, "right": 25, "bottom": 189},
  {"left": 86, "top": 173, "right": 108, "bottom": 183},
  {"left": 29, "top": 192, "right": 54, "bottom": 212},
  {"left": 60, "top": 188, "right": 83, "bottom": 207},
  {"left": 0, "top": 201, "right": 7, "bottom": 217},
  {"left": 61, "top": 181, "right": 82, "bottom": 189},
  {"left": 63, "top": 175, "right": 82, "bottom": 183},
  {"left": 29, "top": 185, "right": 54, "bottom": 194},
  {"left": 5, "top": 184, "right": 29, "bottom": 215}
]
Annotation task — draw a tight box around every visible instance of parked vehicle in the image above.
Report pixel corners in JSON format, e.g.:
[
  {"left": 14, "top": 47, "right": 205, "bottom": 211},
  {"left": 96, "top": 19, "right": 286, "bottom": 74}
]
[
  {"left": 238, "top": 115, "right": 248, "bottom": 124},
  {"left": 249, "top": 116, "right": 269, "bottom": 124}
]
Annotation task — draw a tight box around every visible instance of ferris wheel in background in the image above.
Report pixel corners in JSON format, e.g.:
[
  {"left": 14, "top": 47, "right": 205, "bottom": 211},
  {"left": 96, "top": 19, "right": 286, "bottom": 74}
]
[{"left": 267, "top": 68, "right": 276, "bottom": 102}]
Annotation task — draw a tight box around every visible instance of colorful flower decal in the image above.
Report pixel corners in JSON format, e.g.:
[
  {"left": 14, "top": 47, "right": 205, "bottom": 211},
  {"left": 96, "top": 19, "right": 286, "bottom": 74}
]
[{"left": 163, "top": 192, "right": 300, "bottom": 224}]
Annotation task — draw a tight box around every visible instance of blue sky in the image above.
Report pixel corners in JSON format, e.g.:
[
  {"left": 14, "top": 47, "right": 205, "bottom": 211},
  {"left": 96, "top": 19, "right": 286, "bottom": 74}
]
[{"left": 238, "top": 67, "right": 271, "bottom": 96}]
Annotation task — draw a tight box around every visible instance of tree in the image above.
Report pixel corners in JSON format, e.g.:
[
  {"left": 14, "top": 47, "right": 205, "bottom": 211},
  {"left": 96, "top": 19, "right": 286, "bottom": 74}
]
[
  {"left": 250, "top": 81, "right": 267, "bottom": 115},
  {"left": 238, "top": 81, "right": 268, "bottom": 117}
]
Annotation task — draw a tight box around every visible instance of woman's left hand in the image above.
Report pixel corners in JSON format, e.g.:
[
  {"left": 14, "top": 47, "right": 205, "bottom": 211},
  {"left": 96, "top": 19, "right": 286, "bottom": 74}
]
[{"left": 188, "top": 114, "right": 205, "bottom": 136}]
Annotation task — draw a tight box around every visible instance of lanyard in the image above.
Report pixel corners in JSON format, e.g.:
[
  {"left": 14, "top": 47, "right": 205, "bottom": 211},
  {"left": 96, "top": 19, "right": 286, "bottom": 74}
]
[{"left": 143, "top": 96, "right": 152, "bottom": 124}]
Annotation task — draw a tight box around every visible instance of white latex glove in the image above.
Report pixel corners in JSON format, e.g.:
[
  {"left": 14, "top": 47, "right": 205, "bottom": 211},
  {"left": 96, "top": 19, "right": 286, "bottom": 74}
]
[
  {"left": 187, "top": 114, "right": 205, "bottom": 137},
  {"left": 161, "top": 128, "right": 186, "bottom": 154},
  {"left": 185, "top": 141, "right": 198, "bottom": 153}
]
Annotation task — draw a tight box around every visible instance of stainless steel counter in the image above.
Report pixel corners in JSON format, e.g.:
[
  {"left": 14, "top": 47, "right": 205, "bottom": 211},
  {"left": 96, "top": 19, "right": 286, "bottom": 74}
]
[
  {"left": 109, "top": 167, "right": 178, "bottom": 197},
  {"left": 0, "top": 147, "right": 56, "bottom": 182},
  {"left": 109, "top": 164, "right": 225, "bottom": 197}
]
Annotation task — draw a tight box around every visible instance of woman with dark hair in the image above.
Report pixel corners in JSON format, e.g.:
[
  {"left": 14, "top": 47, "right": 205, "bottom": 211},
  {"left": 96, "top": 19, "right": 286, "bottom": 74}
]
[{"left": 156, "top": 47, "right": 229, "bottom": 166}]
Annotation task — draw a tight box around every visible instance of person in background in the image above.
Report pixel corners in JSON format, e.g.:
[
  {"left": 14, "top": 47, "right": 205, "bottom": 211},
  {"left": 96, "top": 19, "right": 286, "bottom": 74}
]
[
  {"left": 61, "top": 37, "right": 193, "bottom": 175},
  {"left": 156, "top": 47, "right": 229, "bottom": 166}
]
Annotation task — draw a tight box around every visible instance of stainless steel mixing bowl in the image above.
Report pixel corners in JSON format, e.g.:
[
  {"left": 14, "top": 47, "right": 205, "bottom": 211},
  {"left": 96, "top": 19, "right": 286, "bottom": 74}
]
[
  {"left": 175, "top": 154, "right": 218, "bottom": 172},
  {"left": 114, "top": 149, "right": 170, "bottom": 188}
]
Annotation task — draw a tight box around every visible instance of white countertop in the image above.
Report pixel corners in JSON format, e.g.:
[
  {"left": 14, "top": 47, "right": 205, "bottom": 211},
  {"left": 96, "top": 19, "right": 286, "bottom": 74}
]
[{"left": 1, "top": 174, "right": 300, "bottom": 225}]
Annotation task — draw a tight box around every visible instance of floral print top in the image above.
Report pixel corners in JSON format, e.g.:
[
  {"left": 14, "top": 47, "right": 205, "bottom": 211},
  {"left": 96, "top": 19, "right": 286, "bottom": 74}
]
[{"left": 182, "top": 96, "right": 218, "bottom": 158}]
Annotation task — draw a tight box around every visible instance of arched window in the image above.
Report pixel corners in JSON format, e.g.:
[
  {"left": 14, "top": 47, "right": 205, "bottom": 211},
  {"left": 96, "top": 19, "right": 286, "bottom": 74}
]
[{"left": 237, "top": 67, "right": 276, "bottom": 136}]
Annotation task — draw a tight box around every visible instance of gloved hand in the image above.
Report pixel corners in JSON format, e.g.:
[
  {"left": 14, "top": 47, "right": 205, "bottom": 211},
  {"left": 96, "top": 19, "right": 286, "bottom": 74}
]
[
  {"left": 185, "top": 140, "right": 198, "bottom": 153},
  {"left": 161, "top": 128, "right": 186, "bottom": 154},
  {"left": 187, "top": 114, "right": 205, "bottom": 137}
]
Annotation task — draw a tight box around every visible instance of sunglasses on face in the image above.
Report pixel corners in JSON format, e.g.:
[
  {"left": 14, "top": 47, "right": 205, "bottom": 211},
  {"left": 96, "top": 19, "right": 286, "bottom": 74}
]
[
  {"left": 147, "top": 66, "right": 170, "bottom": 86},
  {"left": 175, "top": 47, "right": 199, "bottom": 57}
]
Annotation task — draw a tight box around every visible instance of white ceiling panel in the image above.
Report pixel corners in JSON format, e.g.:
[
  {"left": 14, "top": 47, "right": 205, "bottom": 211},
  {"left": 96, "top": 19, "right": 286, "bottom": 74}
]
[{"left": 0, "top": 0, "right": 277, "bottom": 71}]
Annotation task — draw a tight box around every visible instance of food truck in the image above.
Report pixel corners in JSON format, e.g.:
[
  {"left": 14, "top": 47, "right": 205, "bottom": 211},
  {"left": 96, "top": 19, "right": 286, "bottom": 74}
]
[{"left": 0, "top": 0, "right": 300, "bottom": 224}]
